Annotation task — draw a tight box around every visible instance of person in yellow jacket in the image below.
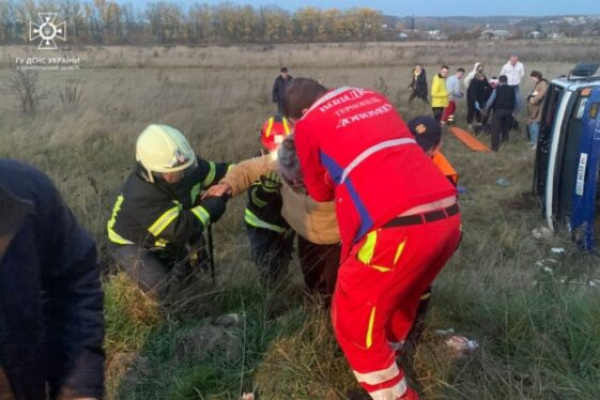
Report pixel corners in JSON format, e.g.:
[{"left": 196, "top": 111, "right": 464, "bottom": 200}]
[
  {"left": 203, "top": 136, "right": 341, "bottom": 302},
  {"left": 431, "top": 65, "right": 450, "bottom": 122}
]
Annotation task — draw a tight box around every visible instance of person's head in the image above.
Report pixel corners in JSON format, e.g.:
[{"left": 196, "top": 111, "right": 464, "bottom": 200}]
[
  {"left": 476, "top": 63, "right": 484, "bottom": 72},
  {"left": 530, "top": 70, "right": 543, "bottom": 83},
  {"left": 498, "top": 75, "right": 508, "bottom": 85},
  {"left": 439, "top": 65, "right": 449, "bottom": 78},
  {"left": 408, "top": 116, "right": 442, "bottom": 156},
  {"left": 509, "top": 55, "right": 519, "bottom": 66},
  {"left": 415, "top": 64, "right": 422, "bottom": 74},
  {"left": 260, "top": 115, "right": 292, "bottom": 159},
  {"left": 277, "top": 134, "right": 303, "bottom": 187},
  {"left": 489, "top": 75, "right": 499, "bottom": 88},
  {"left": 280, "top": 67, "right": 289, "bottom": 78},
  {"left": 282, "top": 78, "right": 328, "bottom": 123},
  {"left": 456, "top": 68, "right": 465, "bottom": 79},
  {"left": 135, "top": 124, "right": 198, "bottom": 185},
  {"left": 476, "top": 72, "right": 486, "bottom": 81}
]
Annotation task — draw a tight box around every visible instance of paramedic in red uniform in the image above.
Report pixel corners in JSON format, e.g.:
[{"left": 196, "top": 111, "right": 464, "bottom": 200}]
[{"left": 284, "top": 79, "right": 461, "bottom": 400}]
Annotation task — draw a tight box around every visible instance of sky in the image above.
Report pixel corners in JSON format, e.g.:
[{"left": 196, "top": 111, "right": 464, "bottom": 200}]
[{"left": 132, "top": 0, "right": 598, "bottom": 17}]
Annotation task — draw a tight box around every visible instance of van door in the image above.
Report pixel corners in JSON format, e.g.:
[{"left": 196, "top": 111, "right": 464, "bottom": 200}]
[{"left": 570, "top": 88, "right": 600, "bottom": 250}]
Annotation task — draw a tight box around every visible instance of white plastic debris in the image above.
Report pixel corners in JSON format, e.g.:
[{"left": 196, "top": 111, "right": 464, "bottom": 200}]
[
  {"left": 551, "top": 247, "right": 566, "bottom": 254},
  {"left": 589, "top": 280, "right": 600, "bottom": 288},
  {"left": 434, "top": 328, "right": 455, "bottom": 336},
  {"left": 445, "top": 335, "right": 479, "bottom": 357},
  {"left": 532, "top": 226, "right": 553, "bottom": 240}
]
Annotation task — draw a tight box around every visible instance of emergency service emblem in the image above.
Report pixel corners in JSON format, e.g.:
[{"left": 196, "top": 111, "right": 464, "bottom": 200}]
[{"left": 29, "top": 13, "right": 67, "bottom": 50}]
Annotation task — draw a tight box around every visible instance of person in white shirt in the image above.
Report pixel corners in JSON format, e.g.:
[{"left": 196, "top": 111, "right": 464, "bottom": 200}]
[{"left": 499, "top": 55, "right": 525, "bottom": 128}]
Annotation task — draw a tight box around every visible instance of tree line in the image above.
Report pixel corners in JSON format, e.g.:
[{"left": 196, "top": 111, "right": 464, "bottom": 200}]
[{"left": 0, "top": 0, "right": 384, "bottom": 45}]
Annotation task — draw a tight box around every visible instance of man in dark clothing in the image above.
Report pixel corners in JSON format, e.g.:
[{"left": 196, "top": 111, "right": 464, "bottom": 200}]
[
  {"left": 467, "top": 72, "right": 493, "bottom": 134},
  {"left": 408, "top": 64, "right": 428, "bottom": 105},
  {"left": 107, "top": 124, "right": 229, "bottom": 297},
  {"left": 272, "top": 67, "right": 293, "bottom": 116},
  {"left": 485, "top": 75, "right": 516, "bottom": 152},
  {"left": 0, "top": 159, "right": 104, "bottom": 400}
]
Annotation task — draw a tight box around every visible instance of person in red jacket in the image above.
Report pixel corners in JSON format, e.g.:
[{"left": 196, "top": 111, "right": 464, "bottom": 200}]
[{"left": 284, "top": 79, "right": 461, "bottom": 400}]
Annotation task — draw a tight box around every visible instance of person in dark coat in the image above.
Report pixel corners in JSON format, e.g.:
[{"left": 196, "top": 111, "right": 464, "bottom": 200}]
[
  {"left": 408, "top": 64, "right": 428, "bottom": 105},
  {"left": 272, "top": 67, "right": 293, "bottom": 116},
  {"left": 0, "top": 159, "right": 104, "bottom": 400},
  {"left": 467, "top": 72, "right": 493, "bottom": 134},
  {"left": 485, "top": 75, "right": 516, "bottom": 152}
]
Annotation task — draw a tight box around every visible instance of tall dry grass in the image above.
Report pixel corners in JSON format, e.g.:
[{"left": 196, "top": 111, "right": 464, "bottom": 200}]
[{"left": 0, "top": 42, "right": 599, "bottom": 399}]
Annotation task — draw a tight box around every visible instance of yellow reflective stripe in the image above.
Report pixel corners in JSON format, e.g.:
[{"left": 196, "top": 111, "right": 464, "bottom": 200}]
[
  {"left": 353, "top": 362, "right": 401, "bottom": 386},
  {"left": 357, "top": 231, "right": 377, "bottom": 264},
  {"left": 148, "top": 206, "right": 180, "bottom": 237},
  {"left": 108, "top": 227, "right": 134, "bottom": 245},
  {"left": 283, "top": 118, "right": 290, "bottom": 134},
  {"left": 366, "top": 306, "right": 376, "bottom": 349},
  {"left": 265, "top": 118, "right": 274, "bottom": 137},
  {"left": 107, "top": 195, "right": 134, "bottom": 245},
  {"left": 371, "top": 265, "right": 392, "bottom": 273},
  {"left": 394, "top": 240, "right": 406, "bottom": 264},
  {"left": 250, "top": 189, "right": 268, "bottom": 207},
  {"left": 202, "top": 161, "right": 216, "bottom": 188},
  {"left": 191, "top": 183, "right": 201, "bottom": 203},
  {"left": 155, "top": 239, "right": 168, "bottom": 247},
  {"left": 244, "top": 209, "right": 287, "bottom": 233},
  {"left": 191, "top": 205, "right": 211, "bottom": 226}
]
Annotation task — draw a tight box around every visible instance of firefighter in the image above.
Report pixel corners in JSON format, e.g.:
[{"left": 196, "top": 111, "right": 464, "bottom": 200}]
[
  {"left": 285, "top": 79, "right": 461, "bottom": 400},
  {"left": 107, "top": 124, "right": 229, "bottom": 297},
  {"left": 244, "top": 115, "right": 294, "bottom": 282}
]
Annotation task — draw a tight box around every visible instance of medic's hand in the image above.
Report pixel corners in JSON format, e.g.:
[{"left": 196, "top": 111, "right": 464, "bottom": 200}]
[
  {"left": 202, "top": 183, "right": 232, "bottom": 200},
  {"left": 198, "top": 197, "right": 227, "bottom": 223}
]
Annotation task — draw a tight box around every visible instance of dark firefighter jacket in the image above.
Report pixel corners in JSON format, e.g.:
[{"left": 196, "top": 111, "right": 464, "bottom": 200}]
[
  {"left": 0, "top": 159, "right": 104, "bottom": 399},
  {"left": 245, "top": 177, "right": 290, "bottom": 234},
  {"left": 108, "top": 157, "right": 229, "bottom": 249}
]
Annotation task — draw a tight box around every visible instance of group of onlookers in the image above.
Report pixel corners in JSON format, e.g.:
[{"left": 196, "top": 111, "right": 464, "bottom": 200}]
[{"left": 408, "top": 55, "right": 549, "bottom": 152}]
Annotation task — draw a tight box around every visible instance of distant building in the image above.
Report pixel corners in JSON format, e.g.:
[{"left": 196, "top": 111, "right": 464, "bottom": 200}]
[
  {"left": 550, "top": 32, "right": 565, "bottom": 40},
  {"left": 398, "top": 32, "right": 409, "bottom": 41},
  {"left": 427, "top": 29, "right": 441, "bottom": 40},
  {"left": 528, "top": 30, "right": 543, "bottom": 39},
  {"left": 480, "top": 29, "right": 511, "bottom": 40}
]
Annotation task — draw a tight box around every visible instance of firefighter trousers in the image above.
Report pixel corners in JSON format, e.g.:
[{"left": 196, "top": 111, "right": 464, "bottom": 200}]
[{"left": 332, "top": 212, "right": 461, "bottom": 398}]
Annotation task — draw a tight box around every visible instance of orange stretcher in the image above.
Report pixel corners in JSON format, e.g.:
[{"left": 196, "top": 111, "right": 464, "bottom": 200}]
[{"left": 448, "top": 127, "right": 492, "bottom": 153}]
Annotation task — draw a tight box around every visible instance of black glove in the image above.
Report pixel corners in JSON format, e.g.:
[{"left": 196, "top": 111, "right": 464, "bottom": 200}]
[
  {"left": 197, "top": 196, "right": 226, "bottom": 224},
  {"left": 260, "top": 171, "right": 281, "bottom": 192}
]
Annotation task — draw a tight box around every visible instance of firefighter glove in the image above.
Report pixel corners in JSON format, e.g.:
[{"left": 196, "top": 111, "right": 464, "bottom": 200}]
[
  {"left": 198, "top": 196, "right": 227, "bottom": 224},
  {"left": 260, "top": 171, "right": 281, "bottom": 192}
]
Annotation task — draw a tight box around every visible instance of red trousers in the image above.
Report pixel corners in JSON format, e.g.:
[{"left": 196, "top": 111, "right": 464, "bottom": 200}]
[
  {"left": 442, "top": 101, "right": 456, "bottom": 123},
  {"left": 332, "top": 213, "right": 461, "bottom": 398}
]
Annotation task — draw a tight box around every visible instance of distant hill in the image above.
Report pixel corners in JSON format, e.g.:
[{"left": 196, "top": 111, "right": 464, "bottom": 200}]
[{"left": 384, "top": 14, "right": 600, "bottom": 31}]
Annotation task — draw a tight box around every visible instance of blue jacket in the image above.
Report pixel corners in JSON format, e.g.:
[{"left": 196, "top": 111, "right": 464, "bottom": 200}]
[{"left": 0, "top": 159, "right": 104, "bottom": 399}]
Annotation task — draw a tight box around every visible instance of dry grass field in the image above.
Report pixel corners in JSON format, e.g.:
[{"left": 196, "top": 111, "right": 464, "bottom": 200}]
[{"left": 1, "top": 40, "right": 600, "bottom": 399}]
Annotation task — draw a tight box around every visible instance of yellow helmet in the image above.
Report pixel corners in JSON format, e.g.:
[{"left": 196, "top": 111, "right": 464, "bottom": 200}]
[{"left": 136, "top": 124, "right": 197, "bottom": 182}]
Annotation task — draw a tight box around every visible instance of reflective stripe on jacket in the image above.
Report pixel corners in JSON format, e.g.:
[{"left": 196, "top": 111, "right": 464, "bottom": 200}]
[{"left": 107, "top": 157, "right": 229, "bottom": 248}]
